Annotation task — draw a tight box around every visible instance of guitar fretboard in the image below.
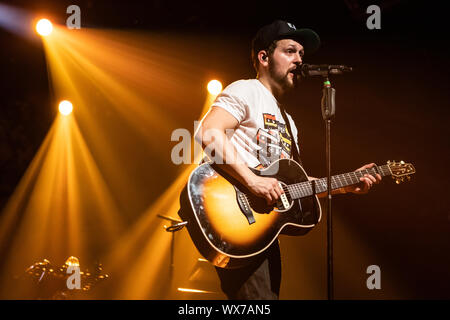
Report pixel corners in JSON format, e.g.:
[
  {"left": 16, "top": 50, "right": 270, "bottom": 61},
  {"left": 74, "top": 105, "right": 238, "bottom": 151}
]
[{"left": 286, "top": 165, "right": 391, "bottom": 199}]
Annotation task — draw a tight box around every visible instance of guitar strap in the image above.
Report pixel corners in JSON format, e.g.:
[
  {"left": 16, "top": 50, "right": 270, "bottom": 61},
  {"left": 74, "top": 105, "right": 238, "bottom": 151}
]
[{"left": 279, "top": 106, "right": 303, "bottom": 166}]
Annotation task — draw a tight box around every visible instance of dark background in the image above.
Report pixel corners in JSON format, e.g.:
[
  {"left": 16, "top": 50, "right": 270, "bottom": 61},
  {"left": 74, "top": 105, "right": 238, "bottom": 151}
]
[{"left": 1, "top": 0, "right": 449, "bottom": 299}]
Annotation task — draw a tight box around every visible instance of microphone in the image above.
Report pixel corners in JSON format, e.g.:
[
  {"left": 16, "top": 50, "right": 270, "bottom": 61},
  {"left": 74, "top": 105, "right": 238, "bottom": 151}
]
[{"left": 295, "top": 64, "right": 353, "bottom": 78}]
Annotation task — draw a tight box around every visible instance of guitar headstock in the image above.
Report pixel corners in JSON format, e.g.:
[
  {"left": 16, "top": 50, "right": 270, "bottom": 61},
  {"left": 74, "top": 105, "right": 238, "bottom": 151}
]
[{"left": 387, "top": 160, "right": 416, "bottom": 184}]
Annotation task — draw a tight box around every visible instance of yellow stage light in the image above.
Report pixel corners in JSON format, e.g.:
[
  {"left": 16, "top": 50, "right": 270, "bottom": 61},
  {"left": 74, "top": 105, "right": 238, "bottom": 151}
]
[
  {"left": 36, "top": 19, "right": 53, "bottom": 36},
  {"left": 59, "top": 100, "right": 73, "bottom": 115},
  {"left": 207, "top": 80, "right": 222, "bottom": 95},
  {"left": 65, "top": 256, "right": 80, "bottom": 267}
]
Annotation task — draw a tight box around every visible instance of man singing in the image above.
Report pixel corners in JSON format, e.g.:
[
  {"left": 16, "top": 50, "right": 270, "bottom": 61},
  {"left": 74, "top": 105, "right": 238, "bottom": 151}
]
[{"left": 186, "top": 20, "right": 381, "bottom": 299}]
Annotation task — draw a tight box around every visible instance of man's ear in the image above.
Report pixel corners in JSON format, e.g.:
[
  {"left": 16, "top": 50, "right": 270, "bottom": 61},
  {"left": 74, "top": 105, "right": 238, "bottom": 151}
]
[{"left": 258, "top": 50, "right": 269, "bottom": 65}]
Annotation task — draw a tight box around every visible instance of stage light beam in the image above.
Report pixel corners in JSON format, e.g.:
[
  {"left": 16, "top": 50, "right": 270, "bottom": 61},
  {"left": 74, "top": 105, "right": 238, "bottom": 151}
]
[
  {"left": 59, "top": 100, "right": 73, "bottom": 115},
  {"left": 36, "top": 18, "right": 52, "bottom": 36},
  {"left": 207, "top": 80, "right": 222, "bottom": 95}
]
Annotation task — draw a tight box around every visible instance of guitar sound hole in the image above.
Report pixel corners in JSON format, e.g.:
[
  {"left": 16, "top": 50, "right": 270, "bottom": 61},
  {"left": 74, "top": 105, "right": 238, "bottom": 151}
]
[{"left": 244, "top": 194, "right": 272, "bottom": 214}]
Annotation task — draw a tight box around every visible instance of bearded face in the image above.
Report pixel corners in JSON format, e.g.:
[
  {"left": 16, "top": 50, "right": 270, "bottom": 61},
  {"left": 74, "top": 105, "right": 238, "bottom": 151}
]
[{"left": 267, "top": 39, "right": 304, "bottom": 91}]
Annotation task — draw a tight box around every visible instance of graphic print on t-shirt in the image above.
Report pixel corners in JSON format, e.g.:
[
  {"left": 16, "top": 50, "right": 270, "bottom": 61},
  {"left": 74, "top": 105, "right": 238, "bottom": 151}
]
[{"left": 255, "top": 113, "right": 293, "bottom": 167}]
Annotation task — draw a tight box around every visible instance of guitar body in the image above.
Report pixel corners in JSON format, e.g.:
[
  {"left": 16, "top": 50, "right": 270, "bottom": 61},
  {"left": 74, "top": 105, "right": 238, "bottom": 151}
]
[{"left": 179, "top": 158, "right": 322, "bottom": 268}]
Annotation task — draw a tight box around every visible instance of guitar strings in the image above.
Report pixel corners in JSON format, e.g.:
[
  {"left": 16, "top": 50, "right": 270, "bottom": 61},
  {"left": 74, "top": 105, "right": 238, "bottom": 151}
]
[{"left": 241, "top": 166, "right": 389, "bottom": 207}]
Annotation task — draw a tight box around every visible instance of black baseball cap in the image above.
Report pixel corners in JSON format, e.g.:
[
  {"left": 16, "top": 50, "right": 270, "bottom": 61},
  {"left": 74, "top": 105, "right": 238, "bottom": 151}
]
[{"left": 252, "top": 20, "right": 320, "bottom": 56}]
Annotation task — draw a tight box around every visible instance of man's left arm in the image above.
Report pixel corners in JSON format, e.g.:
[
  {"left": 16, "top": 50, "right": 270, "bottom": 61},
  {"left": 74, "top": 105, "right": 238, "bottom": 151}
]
[{"left": 309, "top": 163, "right": 382, "bottom": 198}]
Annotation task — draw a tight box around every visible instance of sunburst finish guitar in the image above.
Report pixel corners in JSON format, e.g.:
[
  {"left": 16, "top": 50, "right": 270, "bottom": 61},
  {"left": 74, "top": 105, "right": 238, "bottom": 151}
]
[{"left": 179, "top": 158, "right": 415, "bottom": 268}]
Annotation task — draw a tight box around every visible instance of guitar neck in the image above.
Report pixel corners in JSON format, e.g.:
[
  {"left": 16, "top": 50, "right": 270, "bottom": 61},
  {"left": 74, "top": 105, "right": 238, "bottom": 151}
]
[{"left": 288, "top": 165, "right": 392, "bottom": 199}]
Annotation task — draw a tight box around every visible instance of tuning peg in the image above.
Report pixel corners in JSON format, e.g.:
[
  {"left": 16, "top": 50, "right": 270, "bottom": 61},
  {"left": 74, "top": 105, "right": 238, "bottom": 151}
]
[
  {"left": 407, "top": 176, "right": 411, "bottom": 181},
  {"left": 400, "top": 160, "right": 405, "bottom": 164},
  {"left": 395, "top": 179, "right": 400, "bottom": 184}
]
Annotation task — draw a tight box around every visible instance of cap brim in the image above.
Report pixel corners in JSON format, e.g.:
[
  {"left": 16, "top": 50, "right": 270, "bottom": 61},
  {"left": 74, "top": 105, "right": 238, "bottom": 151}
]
[{"left": 278, "top": 28, "right": 321, "bottom": 55}]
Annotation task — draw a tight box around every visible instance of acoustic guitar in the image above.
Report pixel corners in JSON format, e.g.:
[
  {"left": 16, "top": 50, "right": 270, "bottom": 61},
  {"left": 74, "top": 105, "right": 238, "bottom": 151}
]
[{"left": 179, "top": 158, "right": 415, "bottom": 268}]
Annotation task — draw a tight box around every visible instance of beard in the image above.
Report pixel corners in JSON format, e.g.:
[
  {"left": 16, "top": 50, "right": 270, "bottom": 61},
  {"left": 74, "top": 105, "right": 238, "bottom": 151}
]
[{"left": 268, "top": 61, "right": 298, "bottom": 91}]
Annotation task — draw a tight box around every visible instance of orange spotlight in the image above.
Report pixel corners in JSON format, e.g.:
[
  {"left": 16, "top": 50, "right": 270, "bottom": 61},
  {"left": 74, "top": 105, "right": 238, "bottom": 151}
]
[
  {"left": 207, "top": 80, "right": 222, "bottom": 95},
  {"left": 58, "top": 100, "right": 73, "bottom": 115},
  {"left": 35, "top": 18, "right": 53, "bottom": 36}
]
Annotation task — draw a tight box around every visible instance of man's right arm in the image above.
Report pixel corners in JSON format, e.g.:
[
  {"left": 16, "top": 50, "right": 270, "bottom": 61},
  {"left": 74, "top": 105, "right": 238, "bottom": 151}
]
[{"left": 195, "top": 107, "right": 283, "bottom": 204}]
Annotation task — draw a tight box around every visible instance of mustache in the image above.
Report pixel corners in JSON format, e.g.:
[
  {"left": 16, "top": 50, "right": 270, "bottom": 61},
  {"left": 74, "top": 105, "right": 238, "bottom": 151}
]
[{"left": 288, "top": 65, "right": 302, "bottom": 74}]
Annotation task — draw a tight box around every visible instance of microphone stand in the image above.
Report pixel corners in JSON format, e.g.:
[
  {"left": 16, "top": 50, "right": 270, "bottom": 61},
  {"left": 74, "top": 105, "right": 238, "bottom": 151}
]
[
  {"left": 321, "top": 76, "right": 336, "bottom": 300},
  {"left": 156, "top": 214, "right": 188, "bottom": 291},
  {"left": 301, "top": 64, "right": 351, "bottom": 300}
]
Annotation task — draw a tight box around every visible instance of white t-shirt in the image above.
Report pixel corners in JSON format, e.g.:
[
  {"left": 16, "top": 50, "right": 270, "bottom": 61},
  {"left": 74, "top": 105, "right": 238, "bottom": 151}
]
[{"left": 209, "top": 79, "right": 300, "bottom": 168}]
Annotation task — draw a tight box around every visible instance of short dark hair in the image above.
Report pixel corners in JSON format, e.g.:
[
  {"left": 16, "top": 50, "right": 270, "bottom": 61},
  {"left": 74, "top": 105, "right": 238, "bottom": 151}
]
[{"left": 251, "top": 39, "right": 278, "bottom": 75}]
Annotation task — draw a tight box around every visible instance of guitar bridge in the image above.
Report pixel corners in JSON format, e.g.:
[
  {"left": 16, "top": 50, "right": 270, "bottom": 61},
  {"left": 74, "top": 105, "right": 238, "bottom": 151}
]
[{"left": 234, "top": 186, "right": 255, "bottom": 225}]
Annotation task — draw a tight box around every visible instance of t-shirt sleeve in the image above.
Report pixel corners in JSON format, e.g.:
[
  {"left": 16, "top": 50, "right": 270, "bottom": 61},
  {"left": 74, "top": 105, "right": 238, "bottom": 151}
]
[{"left": 210, "top": 82, "right": 249, "bottom": 123}]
